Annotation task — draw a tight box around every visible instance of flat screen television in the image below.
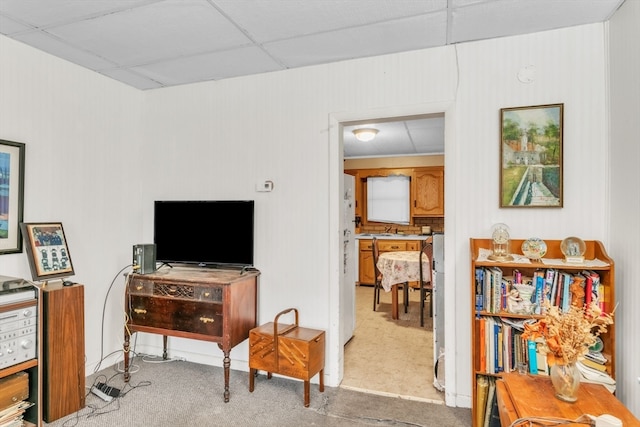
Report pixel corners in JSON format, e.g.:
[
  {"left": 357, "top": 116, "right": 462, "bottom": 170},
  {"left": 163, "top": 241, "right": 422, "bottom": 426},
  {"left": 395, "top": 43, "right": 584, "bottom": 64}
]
[{"left": 154, "top": 200, "right": 254, "bottom": 268}]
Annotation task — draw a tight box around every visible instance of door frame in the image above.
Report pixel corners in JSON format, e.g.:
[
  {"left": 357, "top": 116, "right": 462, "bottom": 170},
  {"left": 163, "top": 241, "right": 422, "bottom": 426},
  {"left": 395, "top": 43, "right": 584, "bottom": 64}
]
[{"left": 328, "top": 101, "right": 457, "bottom": 406}]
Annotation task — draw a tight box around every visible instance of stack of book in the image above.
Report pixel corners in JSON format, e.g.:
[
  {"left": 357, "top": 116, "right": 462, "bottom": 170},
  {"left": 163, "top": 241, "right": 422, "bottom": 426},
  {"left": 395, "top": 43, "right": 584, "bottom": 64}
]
[
  {"left": 0, "top": 372, "right": 33, "bottom": 427},
  {"left": 577, "top": 351, "right": 616, "bottom": 393}
]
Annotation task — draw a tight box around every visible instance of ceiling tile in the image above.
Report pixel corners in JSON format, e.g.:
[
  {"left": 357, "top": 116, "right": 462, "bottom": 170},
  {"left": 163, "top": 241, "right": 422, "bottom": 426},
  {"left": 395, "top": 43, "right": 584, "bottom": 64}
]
[
  {"left": 213, "top": 0, "right": 447, "bottom": 42},
  {"left": 99, "top": 68, "right": 163, "bottom": 90},
  {"left": 44, "top": 1, "right": 252, "bottom": 66},
  {"left": 0, "top": 0, "right": 157, "bottom": 28},
  {"left": 130, "top": 45, "right": 283, "bottom": 86},
  {"left": 265, "top": 12, "right": 447, "bottom": 68},
  {"left": 12, "top": 31, "right": 117, "bottom": 69}
]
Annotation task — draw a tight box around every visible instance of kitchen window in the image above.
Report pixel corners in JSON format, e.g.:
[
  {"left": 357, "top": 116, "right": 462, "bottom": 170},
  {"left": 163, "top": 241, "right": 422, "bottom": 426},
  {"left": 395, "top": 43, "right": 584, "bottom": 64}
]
[{"left": 366, "top": 175, "right": 410, "bottom": 224}]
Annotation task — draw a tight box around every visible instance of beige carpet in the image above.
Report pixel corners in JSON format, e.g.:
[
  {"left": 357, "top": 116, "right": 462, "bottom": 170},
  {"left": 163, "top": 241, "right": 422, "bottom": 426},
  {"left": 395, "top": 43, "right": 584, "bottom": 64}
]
[{"left": 341, "top": 285, "right": 444, "bottom": 403}]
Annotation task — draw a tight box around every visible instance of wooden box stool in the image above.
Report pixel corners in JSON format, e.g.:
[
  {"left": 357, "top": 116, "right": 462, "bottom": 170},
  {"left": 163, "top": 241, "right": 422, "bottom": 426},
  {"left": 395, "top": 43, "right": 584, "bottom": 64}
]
[{"left": 249, "top": 308, "right": 325, "bottom": 407}]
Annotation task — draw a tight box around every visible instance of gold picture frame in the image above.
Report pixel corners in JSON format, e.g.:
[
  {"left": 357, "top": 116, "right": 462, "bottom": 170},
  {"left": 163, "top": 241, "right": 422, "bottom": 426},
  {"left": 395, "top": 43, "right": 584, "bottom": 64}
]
[
  {"left": 500, "top": 104, "right": 563, "bottom": 208},
  {"left": 20, "top": 222, "right": 75, "bottom": 281}
]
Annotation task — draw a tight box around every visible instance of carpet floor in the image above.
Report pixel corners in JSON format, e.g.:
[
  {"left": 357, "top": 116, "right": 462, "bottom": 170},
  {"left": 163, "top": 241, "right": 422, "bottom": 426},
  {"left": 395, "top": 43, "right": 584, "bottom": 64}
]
[{"left": 44, "top": 356, "right": 470, "bottom": 427}]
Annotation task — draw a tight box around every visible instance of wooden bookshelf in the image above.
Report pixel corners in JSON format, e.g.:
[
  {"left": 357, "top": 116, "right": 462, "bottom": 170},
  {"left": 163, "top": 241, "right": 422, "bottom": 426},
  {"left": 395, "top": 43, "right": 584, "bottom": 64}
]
[{"left": 470, "top": 238, "right": 616, "bottom": 427}]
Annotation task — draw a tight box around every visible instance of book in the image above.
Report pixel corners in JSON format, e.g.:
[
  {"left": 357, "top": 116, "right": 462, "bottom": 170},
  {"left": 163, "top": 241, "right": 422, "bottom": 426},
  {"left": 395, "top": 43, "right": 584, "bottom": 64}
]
[
  {"left": 483, "top": 378, "right": 496, "bottom": 427},
  {"left": 533, "top": 273, "right": 544, "bottom": 314},
  {"left": 476, "top": 375, "right": 489, "bottom": 427},
  {"left": 475, "top": 268, "right": 485, "bottom": 311},
  {"left": 582, "top": 270, "right": 593, "bottom": 306},
  {"left": 487, "top": 378, "right": 501, "bottom": 427},
  {"left": 561, "top": 272, "right": 571, "bottom": 312},
  {"left": 580, "top": 357, "right": 608, "bottom": 372},
  {"left": 491, "top": 267, "right": 503, "bottom": 313},
  {"left": 479, "top": 318, "right": 487, "bottom": 372},
  {"left": 527, "top": 340, "right": 538, "bottom": 374}
]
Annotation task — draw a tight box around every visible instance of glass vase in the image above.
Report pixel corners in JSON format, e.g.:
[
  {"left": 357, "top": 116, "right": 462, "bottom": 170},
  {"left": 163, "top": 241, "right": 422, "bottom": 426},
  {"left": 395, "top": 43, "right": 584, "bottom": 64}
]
[{"left": 550, "top": 362, "right": 581, "bottom": 402}]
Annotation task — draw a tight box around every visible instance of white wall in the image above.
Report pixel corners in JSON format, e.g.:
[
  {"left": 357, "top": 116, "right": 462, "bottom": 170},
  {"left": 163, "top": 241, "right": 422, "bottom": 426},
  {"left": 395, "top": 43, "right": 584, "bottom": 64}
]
[
  {"left": 609, "top": 0, "right": 640, "bottom": 416},
  {"left": 1, "top": 16, "right": 637, "bottom": 413}
]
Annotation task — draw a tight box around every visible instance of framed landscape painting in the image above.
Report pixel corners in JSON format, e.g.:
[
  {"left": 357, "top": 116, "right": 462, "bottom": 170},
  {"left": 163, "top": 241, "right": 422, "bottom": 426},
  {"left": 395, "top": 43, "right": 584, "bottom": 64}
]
[
  {"left": 0, "top": 139, "right": 25, "bottom": 254},
  {"left": 500, "top": 104, "right": 563, "bottom": 208}
]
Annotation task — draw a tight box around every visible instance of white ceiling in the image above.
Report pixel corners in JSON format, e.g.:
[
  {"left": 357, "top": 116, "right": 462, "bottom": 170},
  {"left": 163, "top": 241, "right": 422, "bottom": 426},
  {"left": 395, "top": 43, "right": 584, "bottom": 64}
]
[{"left": 0, "top": 0, "right": 624, "bottom": 157}]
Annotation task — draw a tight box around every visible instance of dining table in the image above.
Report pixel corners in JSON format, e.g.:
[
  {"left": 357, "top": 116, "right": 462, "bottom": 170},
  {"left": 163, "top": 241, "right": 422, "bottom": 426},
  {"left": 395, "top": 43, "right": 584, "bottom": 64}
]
[{"left": 376, "top": 250, "right": 431, "bottom": 320}]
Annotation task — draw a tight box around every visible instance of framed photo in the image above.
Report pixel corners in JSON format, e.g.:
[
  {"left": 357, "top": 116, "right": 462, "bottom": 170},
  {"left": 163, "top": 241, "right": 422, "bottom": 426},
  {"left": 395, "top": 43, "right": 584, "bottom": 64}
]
[
  {"left": 0, "top": 139, "right": 26, "bottom": 254},
  {"left": 500, "top": 104, "right": 563, "bottom": 208},
  {"left": 20, "top": 222, "right": 75, "bottom": 281}
]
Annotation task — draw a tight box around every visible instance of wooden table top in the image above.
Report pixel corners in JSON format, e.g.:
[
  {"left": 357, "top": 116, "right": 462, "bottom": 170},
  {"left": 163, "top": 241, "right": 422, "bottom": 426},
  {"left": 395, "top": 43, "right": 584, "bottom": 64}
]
[{"left": 496, "top": 373, "right": 639, "bottom": 426}]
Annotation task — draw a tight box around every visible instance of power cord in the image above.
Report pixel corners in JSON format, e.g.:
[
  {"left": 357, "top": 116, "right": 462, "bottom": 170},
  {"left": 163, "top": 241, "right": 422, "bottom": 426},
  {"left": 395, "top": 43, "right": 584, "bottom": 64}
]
[{"left": 93, "top": 264, "right": 135, "bottom": 373}]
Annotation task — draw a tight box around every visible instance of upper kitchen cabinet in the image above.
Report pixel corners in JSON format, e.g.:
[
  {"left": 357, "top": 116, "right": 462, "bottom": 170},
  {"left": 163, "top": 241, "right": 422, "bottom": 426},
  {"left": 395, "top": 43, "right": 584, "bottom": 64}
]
[{"left": 411, "top": 167, "right": 444, "bottom": 217}]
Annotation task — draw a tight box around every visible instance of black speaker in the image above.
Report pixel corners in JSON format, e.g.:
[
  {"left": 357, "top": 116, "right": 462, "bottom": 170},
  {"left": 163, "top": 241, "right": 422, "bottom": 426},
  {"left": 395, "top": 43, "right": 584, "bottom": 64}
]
[{"left": 132, "top": 244, "right": 156, "bottom": 274}]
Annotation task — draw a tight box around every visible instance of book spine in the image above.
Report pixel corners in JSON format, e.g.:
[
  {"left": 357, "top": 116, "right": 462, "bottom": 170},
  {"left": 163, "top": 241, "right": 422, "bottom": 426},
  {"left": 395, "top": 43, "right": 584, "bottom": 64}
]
[
  {"left": 527, "top": 340, "right": 538, "bottom": 374},
  {"left": 475, "top": 268, "right": 484, "bottom": 311}
]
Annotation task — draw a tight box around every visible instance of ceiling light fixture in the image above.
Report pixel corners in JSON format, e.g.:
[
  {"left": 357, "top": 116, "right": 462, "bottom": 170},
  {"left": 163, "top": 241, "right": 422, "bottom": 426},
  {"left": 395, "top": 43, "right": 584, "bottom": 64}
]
[{"left": 352, "top": 128, "right": 378, "bottom": 142}]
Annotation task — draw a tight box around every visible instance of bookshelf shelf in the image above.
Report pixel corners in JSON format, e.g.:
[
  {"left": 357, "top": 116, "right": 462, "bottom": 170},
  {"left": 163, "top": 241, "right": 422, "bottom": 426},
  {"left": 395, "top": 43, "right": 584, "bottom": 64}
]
[{"left": 470, "top": 238, "right": 616, "bottom": 427}]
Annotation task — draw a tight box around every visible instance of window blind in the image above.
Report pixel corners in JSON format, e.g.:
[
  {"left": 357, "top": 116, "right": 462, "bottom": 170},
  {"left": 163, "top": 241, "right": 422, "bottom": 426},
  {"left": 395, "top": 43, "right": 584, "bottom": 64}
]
[{"left": 367, "top": 175, "right": 410, "bottom": 224}]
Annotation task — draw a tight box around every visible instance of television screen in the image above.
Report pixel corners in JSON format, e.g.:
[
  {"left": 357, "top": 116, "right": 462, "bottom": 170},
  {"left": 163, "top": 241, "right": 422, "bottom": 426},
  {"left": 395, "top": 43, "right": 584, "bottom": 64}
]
[{"left": 154, "top": 200, "right": 254, "bottom": 268}]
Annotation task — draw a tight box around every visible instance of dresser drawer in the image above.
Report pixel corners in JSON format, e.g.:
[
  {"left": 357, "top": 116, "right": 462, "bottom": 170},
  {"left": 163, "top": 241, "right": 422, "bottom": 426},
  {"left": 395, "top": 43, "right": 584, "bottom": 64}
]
[
  {"left": 379, "top": 241, "right": 407, "bottom": 251},
  {"left": 128, "top": 295, "right": 223, "bottom": 336},
  {"left": 129, "top": 279, "right": 222, "bottom": 303}
]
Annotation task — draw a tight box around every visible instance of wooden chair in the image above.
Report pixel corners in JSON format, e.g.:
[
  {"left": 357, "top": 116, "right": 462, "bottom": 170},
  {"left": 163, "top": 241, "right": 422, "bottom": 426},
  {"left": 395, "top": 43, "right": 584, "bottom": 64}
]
[
  {"left": 372, "top": 237, "right": 382, "bottom": 310},
  {"left": 414, "top": 239, "right": 433, "bottom": 327}
]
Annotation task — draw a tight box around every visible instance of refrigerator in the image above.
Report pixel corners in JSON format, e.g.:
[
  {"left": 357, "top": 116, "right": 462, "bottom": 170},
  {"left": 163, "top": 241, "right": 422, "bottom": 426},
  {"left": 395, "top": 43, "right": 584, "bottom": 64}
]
[
  {"left": 432, "top": 232, "right": 445, "bottom": 390},
  {"left": 341, "top": 174, "right": 356, "bottom": 346}
]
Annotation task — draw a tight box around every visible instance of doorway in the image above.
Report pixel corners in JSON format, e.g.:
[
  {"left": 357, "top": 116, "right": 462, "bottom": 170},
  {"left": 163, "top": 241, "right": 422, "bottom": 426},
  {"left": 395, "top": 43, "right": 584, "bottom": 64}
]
[{"left": 338, "top": 113, "right": 445, "bottom": 402}]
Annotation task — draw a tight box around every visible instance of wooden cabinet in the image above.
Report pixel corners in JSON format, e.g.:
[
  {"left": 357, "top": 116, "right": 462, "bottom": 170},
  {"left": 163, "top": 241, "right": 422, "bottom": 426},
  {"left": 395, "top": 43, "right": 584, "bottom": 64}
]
[
  {"left": 0, "top": 299, "right": 40, "bottom": 427},
  {"left": 41, "top": 283, "right": 85, "bottom": 422},
  {"left": 411, "top": 167, "right": 444, "bottom": 217},
  {"left": 358, "top": 239, "right": 420, "bottom": 285},
  {"left": 124, "top": 267, "right": 259, "bottom": 402},
  {"left": 470, "top": 239, "right": 615, "bottom": 426}
]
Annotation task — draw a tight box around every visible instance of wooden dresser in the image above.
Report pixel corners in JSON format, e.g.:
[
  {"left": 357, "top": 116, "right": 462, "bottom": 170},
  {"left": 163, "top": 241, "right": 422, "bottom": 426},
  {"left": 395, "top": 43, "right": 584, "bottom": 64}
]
[{"left": 123, "top": 267, "right": 259, "bottom": 402}]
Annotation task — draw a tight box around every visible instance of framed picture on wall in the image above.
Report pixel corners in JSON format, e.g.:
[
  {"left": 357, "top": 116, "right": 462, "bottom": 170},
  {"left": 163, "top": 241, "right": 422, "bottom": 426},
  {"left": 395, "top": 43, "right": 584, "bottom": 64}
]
[
  {"left": 500, "top": 103, "right": 563, "bottom": 208},
  {"left": 20, "top": 222, "right": 75, "bottom": 281},
  {"left": 0, "top": 139, "right": 26, "bottom": 254}
]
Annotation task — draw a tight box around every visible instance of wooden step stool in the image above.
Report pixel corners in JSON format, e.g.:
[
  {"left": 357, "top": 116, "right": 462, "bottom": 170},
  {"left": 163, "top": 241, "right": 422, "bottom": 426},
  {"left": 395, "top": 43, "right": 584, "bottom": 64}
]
[{"left": 248, "top": 308, "right": 325, "bottom": 407}]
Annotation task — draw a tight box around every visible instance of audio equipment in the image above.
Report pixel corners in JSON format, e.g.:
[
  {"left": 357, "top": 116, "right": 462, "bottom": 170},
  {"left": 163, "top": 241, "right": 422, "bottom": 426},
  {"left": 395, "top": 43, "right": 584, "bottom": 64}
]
[{"left": 133, "top": 244, "right": 156, "bottom": 274}]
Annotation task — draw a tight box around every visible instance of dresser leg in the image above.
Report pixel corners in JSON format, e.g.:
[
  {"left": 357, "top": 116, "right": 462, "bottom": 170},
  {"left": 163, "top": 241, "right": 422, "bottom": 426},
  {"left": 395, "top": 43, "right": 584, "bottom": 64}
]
[
  {"left": 223, "top": 350, "right": 231, "bottom": 402},
  {"left": 162, "top": 335, "right": 168, "bottom": 360},
  {"left": 123, "top": 333, "right": 130, "bottom": 382}
]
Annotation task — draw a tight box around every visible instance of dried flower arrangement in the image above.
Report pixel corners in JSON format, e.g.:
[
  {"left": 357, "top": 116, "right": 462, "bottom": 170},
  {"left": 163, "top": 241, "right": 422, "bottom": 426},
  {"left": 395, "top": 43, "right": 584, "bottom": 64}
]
[{"left": 522, "top": 301, "right": 614, "bottom": 365}]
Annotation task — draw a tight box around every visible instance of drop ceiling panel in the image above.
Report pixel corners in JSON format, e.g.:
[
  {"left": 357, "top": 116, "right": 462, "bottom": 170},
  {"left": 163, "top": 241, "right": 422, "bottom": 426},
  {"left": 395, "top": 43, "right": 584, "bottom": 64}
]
[
  {"left": 0, "top": 0, "right": 156, "bottom": 29},
  {"left": 12, "top": 31, "right": 117, "bottom": 69},
  {"left": 44, "top": 1, "right": 252, "bottom": 66},
  {"left": 265, "top": 12, "right": 447, "bottom": 68},
  {"left": 214, "top": 0, "right": 447, "bottom": 42},
  {"left": 451, "top": 0, "right": 623, "bottom": 43},
  {"left": 131, "top": 45, "right": 283, "bottom": 86}
]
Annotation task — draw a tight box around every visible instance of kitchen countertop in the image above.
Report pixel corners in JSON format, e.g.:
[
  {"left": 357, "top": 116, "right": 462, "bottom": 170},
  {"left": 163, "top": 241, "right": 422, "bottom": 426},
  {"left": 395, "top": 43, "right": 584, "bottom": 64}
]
[{"left": 355, "top": 233, "right": 432, "bottom": 240}]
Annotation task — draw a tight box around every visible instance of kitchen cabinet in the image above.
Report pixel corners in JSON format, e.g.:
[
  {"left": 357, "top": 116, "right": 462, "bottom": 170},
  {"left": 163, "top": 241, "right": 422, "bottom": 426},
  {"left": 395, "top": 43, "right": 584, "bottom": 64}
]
[
  {"left": 411, "top": 167, "right": 444, "bottom": 217},
  {"left": 358, "top": 239, "right": 420, "bottom": 285}
]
